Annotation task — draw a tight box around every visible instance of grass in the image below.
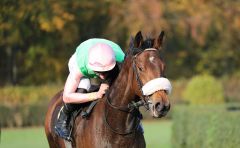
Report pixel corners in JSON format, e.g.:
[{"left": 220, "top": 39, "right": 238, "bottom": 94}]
[
  {"left": 1, "top": 127, "right": 49, "bottom": 148},
  {"left": 1, "top": 120, "right": 172, "bottom": 148},
  {"left": 143, "top": 120, "right": 172, "bottom": 148}
]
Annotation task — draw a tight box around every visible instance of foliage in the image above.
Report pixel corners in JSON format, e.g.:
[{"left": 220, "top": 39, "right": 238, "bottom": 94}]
[
  {"left": 168, "top": 76, "right": 240, "bottom": 105},
  {"left": 0, "top": 104, "right": 47, "bottom": 127},
  {"left": 222, "top": 73, "right": 240, "bottom": 102},
  {"left": 0, "top": 0, "right": 240, "bottom": 85},
  {"left": 0, "top": 85, "right": 62, "bottom": 106},
  {"left": 172, "top": 105, "right": 240, "bottom": 148},
  {"left": 183, "top": 74, "right": 224, "bottom": 105},
  {"left": 163, "top": 0, "right": 240, "bottom": 78},
  {"left": 0, "top": 0, "right": 118, "bottom": 85},
  {"left": 1, "top": 74, "right": 240, "bottom": 127},
  {"left": 0, "top": 85, "right": 61, "bottom": 127},
  {"left": 169, "top": 78, "right": 188, "bottom": 104}
]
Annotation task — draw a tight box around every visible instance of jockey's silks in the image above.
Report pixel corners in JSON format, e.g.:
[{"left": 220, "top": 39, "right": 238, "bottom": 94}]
[{"left": 75, "top": 38, "right": 125, "bottom": 78}]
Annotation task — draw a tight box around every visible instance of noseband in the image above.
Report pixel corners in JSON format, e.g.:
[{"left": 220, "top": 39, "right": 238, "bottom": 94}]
[{"left": 104, "top": 49, "right": 155, "bottom": 135}]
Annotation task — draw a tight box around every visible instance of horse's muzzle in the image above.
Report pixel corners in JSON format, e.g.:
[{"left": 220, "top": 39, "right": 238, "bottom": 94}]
[{"left": 150, "top": 101, "right": 170, "bottom": 118}]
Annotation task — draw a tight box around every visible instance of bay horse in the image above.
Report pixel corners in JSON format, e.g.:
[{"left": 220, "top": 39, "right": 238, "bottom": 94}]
[{"left": 45, "top": 31, "right": 172, "bottom": 148}]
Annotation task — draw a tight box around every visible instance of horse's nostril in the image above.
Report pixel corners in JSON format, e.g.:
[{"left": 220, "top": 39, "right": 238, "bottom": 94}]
[
  {"left": 165, "top": 104, "right": 171, "bottom": 110},
  {"left": 155, "top": 103, "right": 163, "bottom": 112}
]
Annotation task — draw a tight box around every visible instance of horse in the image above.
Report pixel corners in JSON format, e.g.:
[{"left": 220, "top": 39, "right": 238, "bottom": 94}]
[{"left": 44, "top": 31, "right": 172, "bottom": 148}]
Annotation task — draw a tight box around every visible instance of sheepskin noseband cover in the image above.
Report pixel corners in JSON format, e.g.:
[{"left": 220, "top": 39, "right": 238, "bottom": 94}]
[{"left": 142, "top": 78, "right": 172, "bottom": 96}]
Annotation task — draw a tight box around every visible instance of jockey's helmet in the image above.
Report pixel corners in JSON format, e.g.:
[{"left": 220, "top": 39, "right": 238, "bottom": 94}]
[{"left": 88, "top": 43, "right": 116, "bottom": 72}]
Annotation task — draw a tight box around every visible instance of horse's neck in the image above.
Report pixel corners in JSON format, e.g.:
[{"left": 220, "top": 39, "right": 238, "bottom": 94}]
[
  {"left": 95, "top": 57, "right": 136, "bottom": 135},
  {"left": 108, "top": 57, "right": 134, "bottom": 106}
]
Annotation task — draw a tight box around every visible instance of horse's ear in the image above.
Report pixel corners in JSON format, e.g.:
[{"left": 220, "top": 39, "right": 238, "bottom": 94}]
[
  {"left": 134, "top": 31, "right": 143, "bottom": 48},
  {"left": 154, "top": 31, "right": 165, "bottom": 50}
]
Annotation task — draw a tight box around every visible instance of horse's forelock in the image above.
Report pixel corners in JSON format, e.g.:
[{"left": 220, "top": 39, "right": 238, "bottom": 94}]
[
  {"left": 127, "top": 35, "right": 157, "bottom": 58},
  {"left": 141, "top": 38, "right": 154, "bottom": 49}
]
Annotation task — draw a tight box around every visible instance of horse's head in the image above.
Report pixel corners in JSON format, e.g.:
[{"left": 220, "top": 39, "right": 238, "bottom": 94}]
[{"left": 129, "top": 31, "right": 172, "bottom": 118}]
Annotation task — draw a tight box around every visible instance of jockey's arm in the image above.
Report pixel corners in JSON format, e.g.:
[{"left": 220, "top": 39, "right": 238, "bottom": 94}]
[{"left": 63, "top": 72, "right": 98, "bottom": 104}]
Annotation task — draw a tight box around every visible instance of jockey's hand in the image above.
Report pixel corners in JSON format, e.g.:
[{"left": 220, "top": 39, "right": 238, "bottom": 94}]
[{"left": 96, "top": 83, "right": 109, "bottom": 98}]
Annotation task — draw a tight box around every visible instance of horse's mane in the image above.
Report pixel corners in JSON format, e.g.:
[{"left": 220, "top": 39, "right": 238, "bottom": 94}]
[{"left": 101, "top": 64, "right": 120, "bottom": 86}]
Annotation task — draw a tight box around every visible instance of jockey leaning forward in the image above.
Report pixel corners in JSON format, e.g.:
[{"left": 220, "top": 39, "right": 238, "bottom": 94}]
[{"left": 54, "top": 38, "right": 125, "bottom": 140}]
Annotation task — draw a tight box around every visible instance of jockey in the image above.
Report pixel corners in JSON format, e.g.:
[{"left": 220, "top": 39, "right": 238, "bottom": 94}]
[{"left": 54, "top": 38, "right": 125, "bottom": 141}]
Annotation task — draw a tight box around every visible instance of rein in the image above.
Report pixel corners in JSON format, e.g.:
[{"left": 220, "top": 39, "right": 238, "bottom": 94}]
[
  {"left": 104, "top": 98, "right": 142, "bottom": 135},
  {"left": 103, "top": 50, "right": 153, "bottom": 135}
]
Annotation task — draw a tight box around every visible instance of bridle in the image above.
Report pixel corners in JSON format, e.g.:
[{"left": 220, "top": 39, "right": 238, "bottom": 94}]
[
  {"left": 104, "top": 49, "right": 155, "bottom": 135},
  {"left": 132, "top": 55, "right": 152, "bottom": 110}
]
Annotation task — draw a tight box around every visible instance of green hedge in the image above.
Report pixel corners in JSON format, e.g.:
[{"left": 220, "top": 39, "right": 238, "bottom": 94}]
[
  {"left": 0, "top": 104, "right": 48, "bottom": 127},
  {"left": 0, "top": 85, "right": 62, "bottom": 106},
  {"left": 1, "top": 81, "right": 240, "bottom": 128},
  {"left": 172, "top": 105, "right": 240, "bottom": 148},
  {"left": 183, "top": 74, "right": 225, "bottom": 105},
  {"left": 0, "top": 85, "right": 62, "bottom": 127}
]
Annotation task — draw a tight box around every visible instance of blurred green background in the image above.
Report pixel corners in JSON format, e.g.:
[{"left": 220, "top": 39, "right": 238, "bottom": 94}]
[{"left": 1, "top": 0, "right": 240, "bottom": 147}]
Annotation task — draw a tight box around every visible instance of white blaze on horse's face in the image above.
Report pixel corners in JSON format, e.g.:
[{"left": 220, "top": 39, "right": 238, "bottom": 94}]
[{"left": 149, "top": 56, "right": 155, "bottom": 63}]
